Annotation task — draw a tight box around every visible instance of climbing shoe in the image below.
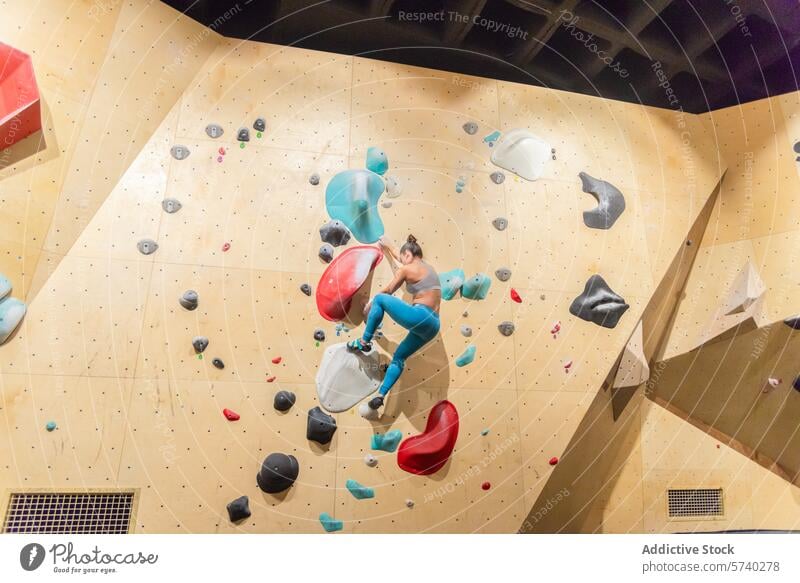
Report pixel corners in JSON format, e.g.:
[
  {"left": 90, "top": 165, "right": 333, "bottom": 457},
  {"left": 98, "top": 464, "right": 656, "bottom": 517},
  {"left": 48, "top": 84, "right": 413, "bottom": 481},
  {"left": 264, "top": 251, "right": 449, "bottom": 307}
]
[{"left": 347, "top": 338, "right": 372, "bottom": 353}]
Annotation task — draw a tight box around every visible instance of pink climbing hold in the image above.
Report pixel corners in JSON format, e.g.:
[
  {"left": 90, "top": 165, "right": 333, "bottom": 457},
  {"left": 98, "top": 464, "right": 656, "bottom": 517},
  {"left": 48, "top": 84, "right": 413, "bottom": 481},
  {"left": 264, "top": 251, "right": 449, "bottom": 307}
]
[
  {"left": 481, "top": 481, "right": 491, "bottom": 491},
  {"left": 316, "top": 245, "right": 383, "bottom": 322},
  {"left": 550, "top": 321, "right": 561, "bottom": 338},
  {"left": 271, "top": 356, "right": 282, "bottom": 364},
  {"left": 510, "top": 288, "right": 522, "bottom": 303},
  {"left": 217, "top": 155, "right": 223, "bottom": 163},
  {"left": 563, "top": 360, "right": 572, "bottom": 373},
  {"left": 397, "top": 400, "right": 459, "bottom": 476},
  {"left": 549, "top": 456, "right": 559, "bottom": 466},
  {"left": 218, "top": 147, "right": 226, "bottom": 155},
  {"left": 223, "top": 408, "right": 240, "bottom": 421},
  {"left": 222, "top": 242, "right": 231, "bottom": 252},
  {"left": 266, "top": 376, "right": 276, "bottom": 383}
]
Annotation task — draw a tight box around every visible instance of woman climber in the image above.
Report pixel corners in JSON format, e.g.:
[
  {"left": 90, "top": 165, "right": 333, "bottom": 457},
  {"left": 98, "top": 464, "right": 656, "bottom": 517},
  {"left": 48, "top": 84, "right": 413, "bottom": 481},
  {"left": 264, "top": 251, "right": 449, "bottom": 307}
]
[{"left": 347, "top": 234, "right": 441, "bottom": 410}]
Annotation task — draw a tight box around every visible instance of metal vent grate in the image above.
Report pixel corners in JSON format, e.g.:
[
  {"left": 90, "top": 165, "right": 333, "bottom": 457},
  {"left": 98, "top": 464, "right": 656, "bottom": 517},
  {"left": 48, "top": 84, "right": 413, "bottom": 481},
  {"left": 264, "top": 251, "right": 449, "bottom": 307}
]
[
  {"left": 2, "top": 492, "right": 134, "bottom": 534},
  {"left": 668, "top": 488, "right": 724, "bottom": 518}
]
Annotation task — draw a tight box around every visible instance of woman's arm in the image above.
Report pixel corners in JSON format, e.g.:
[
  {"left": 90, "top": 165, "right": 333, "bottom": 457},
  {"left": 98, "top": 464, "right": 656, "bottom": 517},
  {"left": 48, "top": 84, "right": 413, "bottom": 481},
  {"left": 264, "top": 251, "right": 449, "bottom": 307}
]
[
  {"left": 378, "top": 235, "right": 400, "bottom": 261},
  {"left": 379, "top": 265, "right": 406, "bottom": 295}
]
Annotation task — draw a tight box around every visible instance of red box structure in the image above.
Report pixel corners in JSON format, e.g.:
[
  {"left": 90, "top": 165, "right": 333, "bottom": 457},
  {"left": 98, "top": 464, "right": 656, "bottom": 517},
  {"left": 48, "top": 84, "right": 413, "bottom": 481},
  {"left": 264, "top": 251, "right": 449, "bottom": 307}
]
[{"left": 0, "top": 42, "right": 41, "bottom": 148}]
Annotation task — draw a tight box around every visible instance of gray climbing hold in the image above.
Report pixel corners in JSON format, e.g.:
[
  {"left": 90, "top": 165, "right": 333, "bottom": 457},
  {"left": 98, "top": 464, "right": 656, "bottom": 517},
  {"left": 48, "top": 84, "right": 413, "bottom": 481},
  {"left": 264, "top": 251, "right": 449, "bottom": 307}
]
[
  {"left": 212, "top": 358, "right": 224, "bottom": 369},
  {"left": 492, "top": 217, "right": 508, "bottom": 231},
  {"left": 307, "top": 406, "right": 337, "bottom": 445},
  {"left": 381, "top": 200, "right": 392, "bottom": 208},
  {"left": 579, "top": 172, "right": 626, "bottom": 230},
  {"left": 161, "top": 198, "right": 182, "bottom": 214},
  {"left": 170, "top": 145, "right": 190, "bottom": 160},
  {"left": 309, "top": 173, "right": 320, "bottom": 186},
  {"left": 314, "top": 329, "right": 326, "bottom": 342},
  {"left": 205, "top": 123, "right": 224, "bottom": 139},
  {"left": 319, "top": 243, "right": 334, "bottom": 263},
  {"left": 495, "top": 267, "right": 512, "bottom": 282},
  {"left": 364, "top": 453, "right": 378, "bottom": 467},
  {"left": 253, "top": 117, "right": 266, "bottom": 132},
  {"left": 237, "top": 127, "right": 250, "bottom": 142},
  {"left": 192, "top": 336, "right": 209, "bottom": 353},
  {"left": 319, "top": 220, "right": 351, "bottom": 247},
  {"left": 300, "top": 283, "right": 312, "bottom": 296},
  {"left": 463, "top": 122, "right": 478, "bottom": 135},
  {"left": 784, "top": 315, "right": 800, "bottom": 330},
  {"left": 257, "top": 453, "right": 299, "bottom": 493},
  {"left": 226, "top": 496, "right": 250, "bottom": 522},
  {"left": 137, "top": 239, "right": 158, "bottom": 255},
  {"left": 273, "top": 390, "right": 296, "bottom": 412},
  {"left": 490, "top": 171, "right": 505, "bottom": 185},
  {"left": 498, "top": 321, "right": 515, "bottom": 336},
  {"left": 179, "top": 290, "right": 198, "bottom": 311},
  {"left": 569, "top": 275, "right": 629, "bottom": 329},
  {"left": 405, "top": 499, "right": 415, "bottom": 508},
  {"left": 460, "top": 325, "right": 472, "bottom": 337}
]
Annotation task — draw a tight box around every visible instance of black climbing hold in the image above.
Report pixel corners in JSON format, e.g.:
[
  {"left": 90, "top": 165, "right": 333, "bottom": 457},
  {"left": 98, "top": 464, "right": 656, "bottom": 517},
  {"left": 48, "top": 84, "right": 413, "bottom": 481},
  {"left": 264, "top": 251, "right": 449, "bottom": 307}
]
[
  {"left": 495, "top": 267, "right": 512, "bottom": 282},
  {"left": 492, "top": 217, "right": 508, "bottom": 231},
  {"left": 205, "top": 123, "right": 224, "bottom": 139},
  {"left": 686, "top": 240, "right": 692, "bottom": 246},
  {"left": 490, "top": 171, "right": 505, "bottom": 185},
  {"left": 309, "top": 173, "right": 320, "bottom": 186},
  {"left": 162, "top": 198, "right": 182, "bottom": 213},
  {"left": 179, "top": 290, "right": 198, "bottom": 311},
  {"left": 497, "top": 321, "right": 515, "bottom": 336},
  {"left": 170, "top": 145, "right": 190, "bottom": 160},
  {"left": 237, "top": 127, "right": 250, "bottom": 142},
  {"left": 300, "top": 283, "right": 312, "bottom": 296},
  {"left": 137, "top": 239, "right": 158, "bottom": 255},
  {"left": 307, "top": 406, "right": 337, "bottom": 445},
  {"left": 319, "top": 220, "right": 351, "bottom": 247},
  {"left": 319, "top": 244, "right": 334, "bottom": 263},
  {"left": 579, "top": 172, "right": 626, "bottom": 230},
  {"left": 793, "top": 375, "right": 800, "bottom": 392},
  {"left": 463, "top": 122, "right": 478, "bottom": 135},
  {"left": 226, "top": 495, "right": 250, "bottom": 522},
  {"left": 569, "top": 275, "right": 629, "bottom": 329},
  {"left": 256, "top": 453, "right": 300, "bottom": 493},
  {"left": 784, "top": 316, "right": 800, "bottom": 330},
  {"left": 212, "top": 358, "right": 224, "bottom": 369},
  {"left": 193, "top": 336, "right": 209, "bottom": 353},
  {"left": 314, "top": 329, "right": 326, "bottom": 342},
  {"left": 273, "top": 390, "right": 296, "bottom": 412},
  {"left": 253, "top": 118, "right": 266, "bottom": 132}
]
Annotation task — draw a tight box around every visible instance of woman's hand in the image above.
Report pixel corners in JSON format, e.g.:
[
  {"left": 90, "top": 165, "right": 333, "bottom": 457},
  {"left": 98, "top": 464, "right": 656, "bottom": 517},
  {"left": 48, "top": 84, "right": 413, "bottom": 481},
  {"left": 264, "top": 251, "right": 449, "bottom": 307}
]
[{"left": 378, "top": 235, "right": 393, "bottom": 250}]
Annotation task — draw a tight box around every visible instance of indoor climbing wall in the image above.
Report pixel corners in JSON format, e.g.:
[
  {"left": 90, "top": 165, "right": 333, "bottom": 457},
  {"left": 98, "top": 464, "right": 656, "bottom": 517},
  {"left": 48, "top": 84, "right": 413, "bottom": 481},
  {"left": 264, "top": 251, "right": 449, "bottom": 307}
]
[{"left": 2, "top": 0, "right": 776, "bottom": 534}]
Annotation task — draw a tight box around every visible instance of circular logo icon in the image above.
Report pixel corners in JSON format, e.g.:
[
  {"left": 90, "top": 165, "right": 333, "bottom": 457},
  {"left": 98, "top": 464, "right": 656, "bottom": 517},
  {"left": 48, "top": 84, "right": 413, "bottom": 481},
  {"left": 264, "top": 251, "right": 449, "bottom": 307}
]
[{"left": 19, "top": 543, "right": 46, "bottom": 571}]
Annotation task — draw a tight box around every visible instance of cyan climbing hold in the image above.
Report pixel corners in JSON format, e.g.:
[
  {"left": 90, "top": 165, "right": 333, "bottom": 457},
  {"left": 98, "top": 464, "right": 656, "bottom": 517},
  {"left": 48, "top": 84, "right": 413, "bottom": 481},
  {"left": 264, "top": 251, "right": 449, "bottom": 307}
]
[
  {"left": 0, "top": 297, "right": 26, "bottom": 344},
  {"left": 46, "top": 421, "right": 57, "bottom": 432},
  {"left": 325, "top": 169, "right": 385, "bottom": 244},
  {"left": 309, "top": 173, "right": 320, "bottom": 186},
  {"left": 570, "top": 275, "right": 629, "bottom": 328},
  {"left": 162, "top": 198, "right": 182, "bottom": 214},
  {"left": 319, "top": 244, "right": 334, "bottom": 263},
  {"left": 463, "top": 121, "right": 478, "bottom": 135},
  {"left": 226, "top": 496, "right": 250, "bottom": 522},
  {"left": 384, "top": 175, "right": 402, "bottom": 198},
  {"left": 205, "top": 123, "right": 224, "bottom": 139},
  {"left": 490, "top": 171, "right": 505, "bottom": 185},
  {"left": 0, "top": 273, "right": 10, "bottom": 300},
  {"left": 579, "top": 172, "right": 626, "bottom": 230},
  {"left": 345, "top": 479, "right": 375, "bottom": 500},
  {"left": 300, "top": 283, "right": 312, "bottom": 296},
  {"left": 253, "top": 117, "right": 266, "bottom": 132},
  {"left": 461, "top": 273, "right": 491, "bottom": 300},
  {"left": 237, "top": 127, "right": 250, "bottom": 142},
  {"left": 497, "top": 321, "right": 515, "bottom": 336},
  {"left": 460, "top": 325, "right": 472, "bottom": 337},
  {"left": 319, "top": 220, "right": 351, "bottom": 247},
  {"left": 137, "top": 239, "right": 158, "bottom": 255},
  {"left": 483, "top": 130, "right": 501, "bottom": 144},
  {"left": 456, "top": 344, "right": 476, "bottom": 367},
  {"left": 439, "top": 268, "right": 465, "bottom": 301},
  {"left": 371, "top": 429, "right": 403, "bottom": 453},
  {"left": 192, "top": 336, "right": 209, "bottom": 353},
  {"left": 179, "top": 290, "right": 198, "bottom": 311},
  {"left": 495, "top": 267, "right": 512, "bottom": 282},
  {"left": 319, "top": 513, "right": 342, "bottom": 533},
  {"left": 365, "top": 146, "right": 388, "bottom": 175},
  {"left": 170, "top": 145, "right": 190, "bottom": 160}
]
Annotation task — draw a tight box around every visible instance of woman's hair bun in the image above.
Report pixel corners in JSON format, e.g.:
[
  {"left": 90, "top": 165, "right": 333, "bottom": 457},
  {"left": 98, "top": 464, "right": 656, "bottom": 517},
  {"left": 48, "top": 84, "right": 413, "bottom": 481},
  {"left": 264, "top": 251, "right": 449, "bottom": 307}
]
[{"left": 407, "top": 234, "right": 417, "bottom": 244}]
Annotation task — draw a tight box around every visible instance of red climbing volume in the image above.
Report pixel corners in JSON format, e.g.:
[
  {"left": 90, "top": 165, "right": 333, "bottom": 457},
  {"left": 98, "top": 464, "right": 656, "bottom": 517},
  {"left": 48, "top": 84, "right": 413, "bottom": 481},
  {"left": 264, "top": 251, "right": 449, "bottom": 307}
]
[{"left": 397, "top": 400, "right": 459, "bottom": 475}]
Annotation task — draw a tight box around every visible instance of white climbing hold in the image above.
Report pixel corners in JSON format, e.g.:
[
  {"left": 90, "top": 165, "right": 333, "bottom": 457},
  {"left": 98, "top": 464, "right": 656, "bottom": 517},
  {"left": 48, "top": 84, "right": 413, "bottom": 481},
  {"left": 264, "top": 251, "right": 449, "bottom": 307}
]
[
  {"left": 137, "top": 239, "right": 158, "bottom": 255},
  {"left": 162, "top": 198, "right": 182, "bottom": 214},
  {"left": 317, "top": 343, "right": 383, "bottom": 412},
  {"left": 385, "top": 175, "right": 402, "bottom": 198},
  {"left": 364, "top": 453, "right": 378, "bottom": 467},
  {"left": 170, "top": 145, "right": 190, "bottom": 160},
  {"left": 205, "top": 123, "right": 224, "bottom": 138},
  {"left": 490, "top": 129, "right": 550, "bottom": 181}
]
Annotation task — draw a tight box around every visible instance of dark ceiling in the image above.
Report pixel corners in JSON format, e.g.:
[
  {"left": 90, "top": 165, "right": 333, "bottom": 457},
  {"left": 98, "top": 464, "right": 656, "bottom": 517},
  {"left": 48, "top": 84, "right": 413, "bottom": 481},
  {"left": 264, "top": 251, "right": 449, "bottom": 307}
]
[{"left": 162, "top": 0, "right": 800, "bottom": 113}]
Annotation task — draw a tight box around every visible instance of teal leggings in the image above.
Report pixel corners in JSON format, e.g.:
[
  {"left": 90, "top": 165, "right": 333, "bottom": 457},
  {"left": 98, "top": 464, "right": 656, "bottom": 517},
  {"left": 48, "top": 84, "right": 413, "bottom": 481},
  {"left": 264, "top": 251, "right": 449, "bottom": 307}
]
[{"left": 363, "top": 293, "right": 440, "bottom": 396}]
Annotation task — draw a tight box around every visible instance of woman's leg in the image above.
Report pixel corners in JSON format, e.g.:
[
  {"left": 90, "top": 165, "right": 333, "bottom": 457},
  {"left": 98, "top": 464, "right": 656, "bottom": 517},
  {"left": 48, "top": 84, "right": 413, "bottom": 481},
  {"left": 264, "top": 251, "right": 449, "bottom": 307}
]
[{"left": 362, "top": 293, "right": 421, "bottom": 342}]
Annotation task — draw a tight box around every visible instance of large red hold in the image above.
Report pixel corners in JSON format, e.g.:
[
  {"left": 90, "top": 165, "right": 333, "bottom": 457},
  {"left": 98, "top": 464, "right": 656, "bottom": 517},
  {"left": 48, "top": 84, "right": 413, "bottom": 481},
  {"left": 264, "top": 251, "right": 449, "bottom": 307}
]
[
  {"left": 0, "top": 42, "right": 41, "bottom": 147},
  {"left": 397, "top": 400, "right": 459, "bottom": 475},
  {"left": 316, "top": 245, "right": 382, "bottom": 322}
]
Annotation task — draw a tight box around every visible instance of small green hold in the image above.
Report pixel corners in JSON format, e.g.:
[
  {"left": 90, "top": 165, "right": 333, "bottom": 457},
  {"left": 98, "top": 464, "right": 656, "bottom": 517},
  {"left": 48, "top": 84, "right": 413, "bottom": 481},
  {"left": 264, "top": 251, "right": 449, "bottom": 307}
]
[
  {"left": 315, "top": 341, "right": 320, "bottom": 347},
  {"left": 240, "top": 142, "right": 245, "bottom": 149},
  {"left": 481, "top": 429, "right": 490, "bottom": 436},
  {"left": 46, "top": 421, "right": 57, "bottom": 432},
  {"left": 197, "top": 354, "right": 203, "bottom": 360},
  {"left": 319, "top": 512, "right": 343, "bottom": 532},
  {"left": 256, "top": 131, "right": 262, "bottom": 139}
]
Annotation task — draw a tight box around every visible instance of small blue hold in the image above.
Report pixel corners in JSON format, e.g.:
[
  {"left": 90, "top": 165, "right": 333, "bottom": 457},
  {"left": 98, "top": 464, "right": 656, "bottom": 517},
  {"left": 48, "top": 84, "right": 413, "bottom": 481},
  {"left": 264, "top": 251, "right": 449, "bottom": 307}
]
[
  {"left": 371, "top": 429, "right": 403, "bottom": 453},
  {"left": 483, "top": 130, "right": 501, "bottom": 144},
  {"left": 439, "top": 268, "right": 465, "bottom": 301},
  {"left": 46, "top": 421, "right": 57, "bottom": 432},
  {"left": 319, "top": 512, "right": 343, "bottom": 532},
  {"left": 456, "top": 345, "right": 477, "bottom": 367},
  {"left": 365, "top": 146, "right": 389, "bottom": 176},
  {"left": 346, "top": 479, "right": 375, "bottom": 500},
  {"left": 461, "top": 273, "right": 491, "bottom": 300}
]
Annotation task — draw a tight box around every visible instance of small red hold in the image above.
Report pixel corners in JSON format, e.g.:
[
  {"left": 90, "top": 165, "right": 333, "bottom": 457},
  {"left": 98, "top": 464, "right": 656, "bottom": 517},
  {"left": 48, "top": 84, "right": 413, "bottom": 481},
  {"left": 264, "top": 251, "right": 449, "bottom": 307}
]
[
  {"left": 271, "top": 356, "right": 282, "bottom": 364},
  {"left": 550, "top": 321, "right": 561, "bottom": 338},
  {"left": 222, "top": 242, "right": 231, "bottom": 252},
  {"left": 510, "top": 288, "right": 522, "bottom": 303},
  {"left": 563, "top": 360, "right": 572, "bottom": 373},
  {"left": 223, "top": 408, "right": 240, "bottom": 421},
  {"left": 481, "top": 481, "right": 491, "bottom": 491},
  {"left": 266, "top": 376, "right": 276, "bottom": 383},
  {"left": 218, "top": 147, "right": 226, "bottom": 156},
  {"left": 549, "top": 456, "right": 559, "bottom": 466}
]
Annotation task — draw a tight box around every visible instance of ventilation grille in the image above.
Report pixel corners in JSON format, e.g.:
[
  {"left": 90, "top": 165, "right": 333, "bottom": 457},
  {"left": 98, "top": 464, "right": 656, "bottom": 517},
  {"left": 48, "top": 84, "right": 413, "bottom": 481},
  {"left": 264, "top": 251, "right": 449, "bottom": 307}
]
[
  {"left": 3, "top": 492, "right": 134, "bottom": 534},
  {"left": 668, "top": 488, "right": 724, "bottom": 518}
]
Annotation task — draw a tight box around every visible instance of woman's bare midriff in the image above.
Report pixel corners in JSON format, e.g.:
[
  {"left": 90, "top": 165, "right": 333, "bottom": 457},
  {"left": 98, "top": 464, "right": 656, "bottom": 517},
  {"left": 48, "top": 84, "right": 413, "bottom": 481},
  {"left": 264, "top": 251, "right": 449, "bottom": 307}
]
[{"left": 412, "top": 289, "right": 441, "bottom": 313}]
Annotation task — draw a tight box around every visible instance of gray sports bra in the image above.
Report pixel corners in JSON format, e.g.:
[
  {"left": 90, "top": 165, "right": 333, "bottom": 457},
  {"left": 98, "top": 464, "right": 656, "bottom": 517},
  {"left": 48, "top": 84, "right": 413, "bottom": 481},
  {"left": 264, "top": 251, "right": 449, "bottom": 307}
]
[{"left": 406, "top": 261, "right": 441, "bottom": 295}]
